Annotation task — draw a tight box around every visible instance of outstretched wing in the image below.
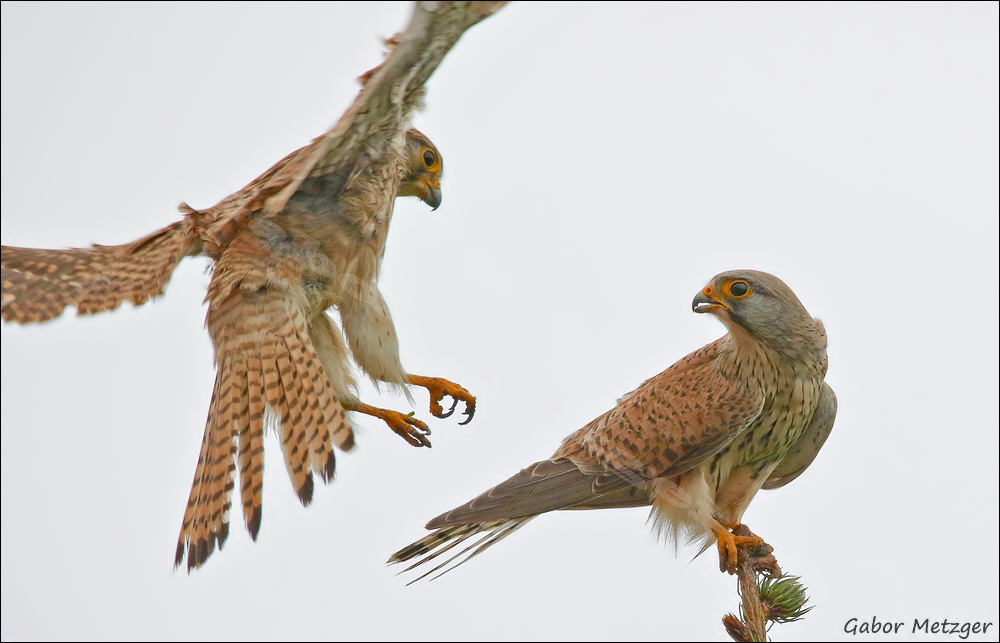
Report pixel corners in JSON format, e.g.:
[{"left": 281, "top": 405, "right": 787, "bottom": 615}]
[
  {"left": 390, "top": 339, "right": 765, "bottom": 578},
  {"left": 174, "top": 230, "right": 354, "bottom": 571},
  {"left": 195, "top": 1, "right": 506, "bottom": 251},
  {"left": 1, "top": 220, "right": 201, "bottom": 323}
]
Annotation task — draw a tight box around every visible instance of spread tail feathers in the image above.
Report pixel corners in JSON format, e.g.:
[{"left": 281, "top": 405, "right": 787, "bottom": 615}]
[
  {"left": 1, "top": 219, "right": 200, "bottom": 323},
  {"left": 174, "top": 230, "right": 355, "bottom": 571}
]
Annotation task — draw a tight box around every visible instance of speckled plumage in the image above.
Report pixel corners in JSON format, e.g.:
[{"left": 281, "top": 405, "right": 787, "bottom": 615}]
[
  {"left": 1, "top": 1, "right": 506, "bottom": 571},
  {"left": 390, "top": 270, "right": 836, "bottom": 580}
]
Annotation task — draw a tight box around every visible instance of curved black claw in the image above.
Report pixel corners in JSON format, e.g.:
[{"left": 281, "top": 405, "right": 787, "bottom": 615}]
[
  {"left": 395, "top": 416, "right": 432, "bottom": 448},
  {"left": 408, "top": 375, "right": 477, "bottom": 425},
  {"left": 438, "top": 396, "right": 460, "bottom": 419},
  {"left": 354, "top": 403, "right": 433, "bottom": 448},
  {"left": 458, "top": 399, "right": 476, "bottom": 425},
  {"left": 386, "top": 410, "right": 431, "bottom": 448}
]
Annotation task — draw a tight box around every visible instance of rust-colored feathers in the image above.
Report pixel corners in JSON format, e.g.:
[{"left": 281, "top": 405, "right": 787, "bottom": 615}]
[
  {"left": 1, "top": 221, "right": 200, "bottom": 323},
  {"left": 391, "top": 270, "right": 835, "bottom": 580},
  {"left": 2, "top": 2, "right": 505, "bottom": 572},
  {"left": 174, "top": 230, "right": 355, "bottom": 570}
]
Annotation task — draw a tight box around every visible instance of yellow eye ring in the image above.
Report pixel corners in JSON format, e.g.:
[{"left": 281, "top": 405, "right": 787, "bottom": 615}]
[
  {"left": 725, "top": 280, "right": 751, "bottom": 299},
  {"left": 421, "top": 147, "right": 439, "bottom": 171}
]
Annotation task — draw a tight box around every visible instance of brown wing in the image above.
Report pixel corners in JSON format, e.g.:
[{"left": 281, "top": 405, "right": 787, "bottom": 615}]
[
  {"left": 389, "top": 339, "right": 765, "bottom": 579},
  {"left": 257, "top": 1, "right": 506, "bottom": 216},
  {"left": 762, "top": 382, "right": 837, "bottom": 490},
  {"left": 3, "top": 4, "right": 509, "bottom": 321},
  {"left": 189, "top": 2, "right": 506, "bottom": 250},
  {"left": 419, "top": 342, "right": 766, "bottom": 528},
  {"left": 557, "top": 339, "right": 766, "bottom": 481},
  {"left": 174, "top": 230, "right": 353, "bottom": 571},
  {"left": 1, "top": 220, "right": 201, "bottom": 323},
  {"left": 437, "top": 340, "right": 766, "bottom": 524}
]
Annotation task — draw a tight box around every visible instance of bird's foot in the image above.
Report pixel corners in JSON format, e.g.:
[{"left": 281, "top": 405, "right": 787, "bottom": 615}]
[
  {"left": 407, "top": 375, "right": 476, "bottom": 425},
  {"left": 714, "top": 524, "right": 776, "bottom": 575},
  {"left": 353, "top": 403, "right": 431, "bottom": 448}
]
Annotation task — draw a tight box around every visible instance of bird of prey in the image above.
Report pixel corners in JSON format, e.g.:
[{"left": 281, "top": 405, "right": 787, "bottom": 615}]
[
  {"left": 390, "top": 270, "right": 836, "bottom": 581},
  {"left": 1, "top": 1, "right": 505, "bottom": 571}
]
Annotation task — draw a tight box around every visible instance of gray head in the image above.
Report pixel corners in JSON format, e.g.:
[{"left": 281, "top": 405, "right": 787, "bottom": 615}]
[{"left": 691, "top": 270, "right": 819, "bottom": 353}]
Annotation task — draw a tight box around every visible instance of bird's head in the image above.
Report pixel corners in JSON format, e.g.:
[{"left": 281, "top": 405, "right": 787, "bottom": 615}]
[
  {"left": 398, "top": 128, "right": 443, "bottom": 210},
  {"left": 692, "top": 270, "right": 816, "bottom": 350}
]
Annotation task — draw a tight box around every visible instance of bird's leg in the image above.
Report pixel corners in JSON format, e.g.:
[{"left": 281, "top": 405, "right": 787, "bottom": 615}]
[
  {"left": 407, "top": 375, "right": 476, "bottom": 425},
  {"left": 350, "top": 402, "right": 432, "bottom": 448},
  {"left": 712, "top": 522, "right": 769, "bottom": 575}
]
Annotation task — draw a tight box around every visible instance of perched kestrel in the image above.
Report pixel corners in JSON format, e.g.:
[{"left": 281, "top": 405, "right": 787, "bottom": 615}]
[
  {"left": 390, "top": 270, "right": 836, "bottom": 580},
  {"left": 1, "top": 1, "right": 505, "bottom": 571}
]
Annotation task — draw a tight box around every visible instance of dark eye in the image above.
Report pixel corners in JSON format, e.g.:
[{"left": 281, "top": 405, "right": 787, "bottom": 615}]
[
  {"left": 729, "top": 281, "right": 750, "bottom": 298},
  {"left": 422, "top": 149, "right": 436, "bottom": 168}
]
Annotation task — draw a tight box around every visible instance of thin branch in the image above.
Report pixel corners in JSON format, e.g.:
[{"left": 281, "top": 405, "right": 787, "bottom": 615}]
[
  {"left": 738, "top": 558, "right": 769, "bottom": 641},
  {"left": 723, "top": 524, "right": 787, "bottom": 642}
]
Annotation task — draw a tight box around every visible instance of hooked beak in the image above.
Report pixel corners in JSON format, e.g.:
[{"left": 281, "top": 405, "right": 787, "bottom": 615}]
[
  {"left": 420, "top": 180, "right": 442, "bottom": 211},
  {"left": 692, "top": 287, "right": 728, "bottom": 314}
]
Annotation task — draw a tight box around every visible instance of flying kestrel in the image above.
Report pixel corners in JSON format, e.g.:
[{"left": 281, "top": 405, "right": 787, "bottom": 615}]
[
  {"left": 390, "top": 270, "right": 837, "bottom": 580},
  {"left": 1, "top": 1, "right": 505, "bottom": 571}
]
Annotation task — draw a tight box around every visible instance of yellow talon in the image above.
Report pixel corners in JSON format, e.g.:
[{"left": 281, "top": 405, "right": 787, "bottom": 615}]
[{"left": 714, "top": 525, "right": 765, "bottom": 574}]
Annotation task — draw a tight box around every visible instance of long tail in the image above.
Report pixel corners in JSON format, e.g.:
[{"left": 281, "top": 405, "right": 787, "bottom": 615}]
[
  {"left": 1, "top": 219, "right": 201, "bottom": 323},
  {"left": 173, "top": 229, "right": 355, "bottom": 571},
  {"left": 387, "top": 518, "right": 534, "bottom": 584},
  {"left": 387, "top": 457, "right": 651, "bottom": 584}
]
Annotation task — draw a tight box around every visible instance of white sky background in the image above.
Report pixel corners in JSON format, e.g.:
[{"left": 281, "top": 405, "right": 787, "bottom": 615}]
[{"left": 2, "top": 2, "right": 998, "bottom": 640}]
